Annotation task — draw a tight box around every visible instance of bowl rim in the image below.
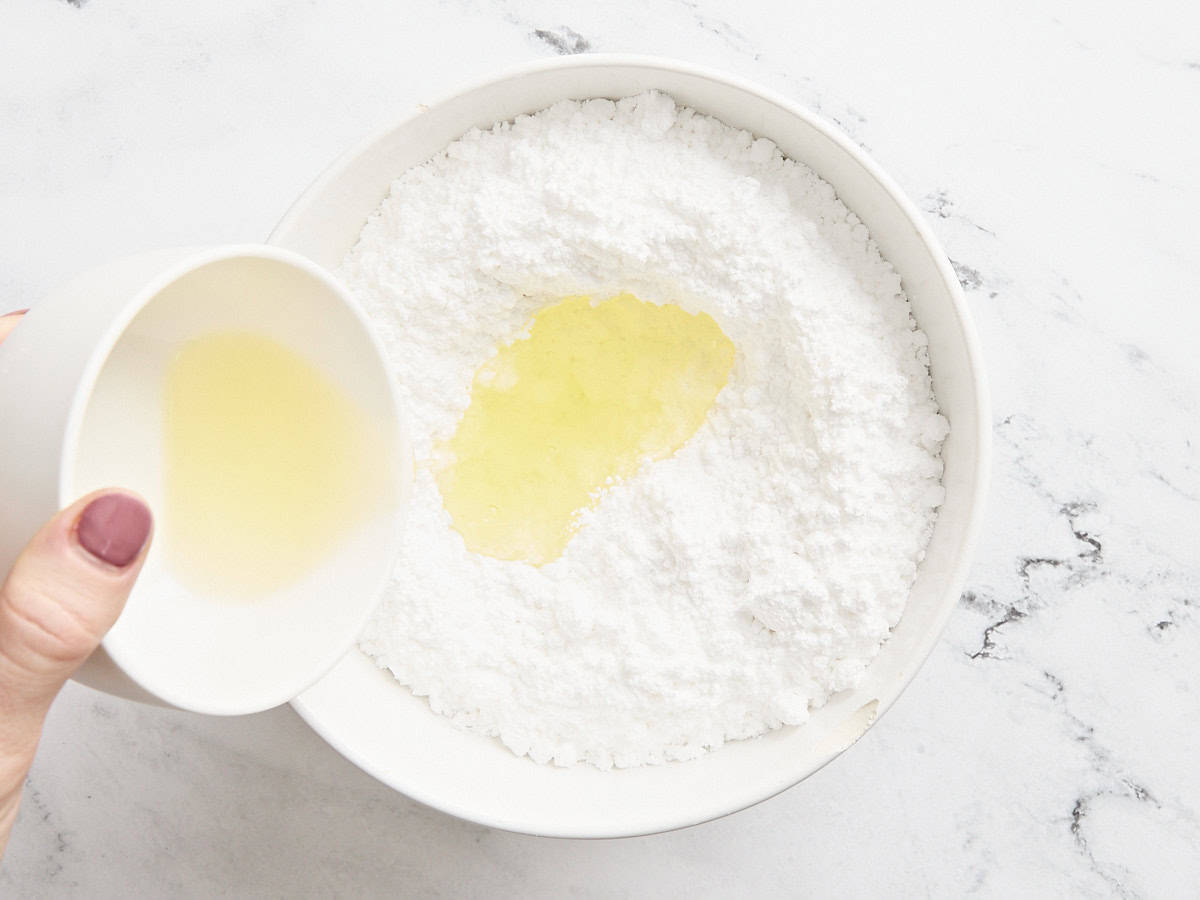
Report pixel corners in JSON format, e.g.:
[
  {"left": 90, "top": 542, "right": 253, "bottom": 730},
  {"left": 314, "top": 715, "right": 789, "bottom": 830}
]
[{"left": 273, "top": 52, "right": 992, "bottom": 837}]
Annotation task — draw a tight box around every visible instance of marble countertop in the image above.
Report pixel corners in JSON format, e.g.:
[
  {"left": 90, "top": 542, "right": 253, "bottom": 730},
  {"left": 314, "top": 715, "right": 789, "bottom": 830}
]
[{"left": 2, "top": 0, "right": 1197, "bottom": 895}]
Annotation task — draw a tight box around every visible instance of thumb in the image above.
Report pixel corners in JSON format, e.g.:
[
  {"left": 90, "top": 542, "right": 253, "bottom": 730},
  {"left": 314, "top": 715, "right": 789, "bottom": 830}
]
[{"left": 0, "top": 490, "right": 153, "bottom": 750}]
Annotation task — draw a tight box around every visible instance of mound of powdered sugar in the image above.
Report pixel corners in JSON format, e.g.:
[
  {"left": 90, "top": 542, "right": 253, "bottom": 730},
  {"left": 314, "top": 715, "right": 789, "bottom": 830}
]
[{"left": 343, "top": 92, "right": 948, "bottom": 769}]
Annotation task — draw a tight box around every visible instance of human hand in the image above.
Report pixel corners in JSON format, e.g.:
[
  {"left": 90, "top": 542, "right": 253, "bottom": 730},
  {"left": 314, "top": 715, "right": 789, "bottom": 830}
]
[{"left": 0, "top": 310, "right": 153, "bottom": 861}]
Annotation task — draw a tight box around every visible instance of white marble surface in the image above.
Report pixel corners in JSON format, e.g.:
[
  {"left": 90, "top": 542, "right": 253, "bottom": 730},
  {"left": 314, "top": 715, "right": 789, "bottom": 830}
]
[{"left": 2, "top": 0, "right": 1198, "bottom": 895}]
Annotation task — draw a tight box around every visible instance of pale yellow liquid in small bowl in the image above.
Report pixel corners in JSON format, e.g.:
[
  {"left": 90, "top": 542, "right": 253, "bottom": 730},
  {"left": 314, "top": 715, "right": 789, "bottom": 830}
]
[
  {"left": 164, "top": 332, "right": 387, "bottom": 598},
  {"left": 437, "top": 294, "right": 735, "bottom": 565}
]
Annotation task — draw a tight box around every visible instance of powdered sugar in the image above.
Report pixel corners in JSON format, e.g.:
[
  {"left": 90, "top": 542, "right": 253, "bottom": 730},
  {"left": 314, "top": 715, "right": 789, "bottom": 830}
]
[{"left": 342, "top": 92, "right": 948, "bottom": 768}]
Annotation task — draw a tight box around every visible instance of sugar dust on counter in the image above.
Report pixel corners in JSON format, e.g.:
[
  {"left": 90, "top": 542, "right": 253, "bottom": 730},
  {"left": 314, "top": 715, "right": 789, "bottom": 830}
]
[{"left": 163, "top": 331, "right": 390, "bottom": 598}]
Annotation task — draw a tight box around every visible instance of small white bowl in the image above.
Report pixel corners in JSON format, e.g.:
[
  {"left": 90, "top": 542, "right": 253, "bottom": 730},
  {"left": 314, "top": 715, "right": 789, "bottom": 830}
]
[
  {"left": 272, "top": 55, "right": 989, "bottom": 836},
  {"left": 0, "top": 245, "right": 408, "bottom": 715}
]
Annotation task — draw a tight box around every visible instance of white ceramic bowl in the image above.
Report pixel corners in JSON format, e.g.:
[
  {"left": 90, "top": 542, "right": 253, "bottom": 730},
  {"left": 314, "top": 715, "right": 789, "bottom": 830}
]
[
  {"left": 271, "top": 56, "right": 990, "bottom": 837},
  {"left": 0, "top": 245, "right": 408, "bottom": 715}
]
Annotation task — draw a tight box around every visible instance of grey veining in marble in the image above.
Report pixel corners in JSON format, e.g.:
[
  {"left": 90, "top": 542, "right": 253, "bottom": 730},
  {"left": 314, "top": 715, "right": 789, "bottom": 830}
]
[{"left": 1, "top": 0, "right": 1197, "bottom": 895}]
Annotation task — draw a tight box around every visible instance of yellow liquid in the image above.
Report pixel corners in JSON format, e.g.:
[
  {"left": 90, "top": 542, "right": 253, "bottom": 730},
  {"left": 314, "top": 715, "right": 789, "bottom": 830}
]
[
  {"left": 164, "top": 331, "right": 388, "bottom": 598},
  {"left": 437, "top": 293, "right": 735, "bottom": 565}
]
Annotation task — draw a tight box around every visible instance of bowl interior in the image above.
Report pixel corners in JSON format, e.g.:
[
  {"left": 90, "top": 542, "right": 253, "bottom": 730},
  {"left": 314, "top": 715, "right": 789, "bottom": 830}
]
[
  {"left": 271, "top": 57, "right": 988, "bottom": 837},
  {"left": 67, "top": 250, "right": 407, "bottom": 715}
]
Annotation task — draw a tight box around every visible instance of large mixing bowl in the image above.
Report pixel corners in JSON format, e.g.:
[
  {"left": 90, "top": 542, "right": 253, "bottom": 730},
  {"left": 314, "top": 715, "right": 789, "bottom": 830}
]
[{"left": 269, "top": 55, "right": 990, "bottom": 838}]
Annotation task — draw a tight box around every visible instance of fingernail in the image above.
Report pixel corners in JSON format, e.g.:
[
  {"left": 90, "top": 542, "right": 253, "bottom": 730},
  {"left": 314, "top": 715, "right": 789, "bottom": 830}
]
[
  {"left": 76, "top": 494, "right": 153, "bottom": 568},
  {"left": 1, "top": 308, "right": 28, "bottom": 318}
]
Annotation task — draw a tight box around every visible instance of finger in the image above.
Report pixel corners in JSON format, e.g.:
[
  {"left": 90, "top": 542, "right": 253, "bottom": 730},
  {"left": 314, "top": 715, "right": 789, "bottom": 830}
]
[
  {"left": 0, "top": 490, "right": 153, "bottom": 757},
  {"left": 0, "top": 310, "right": 25, "bottom": 344}
]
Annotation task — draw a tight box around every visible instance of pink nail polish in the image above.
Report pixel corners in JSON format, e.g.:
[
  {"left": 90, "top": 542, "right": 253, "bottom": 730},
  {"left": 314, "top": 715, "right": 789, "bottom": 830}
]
[
  {"left": 1, "top": 308, "right": 28, "bottom": 318},
  {"left": 76, "top": 494, "right": 153, "bottom": 567}
]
